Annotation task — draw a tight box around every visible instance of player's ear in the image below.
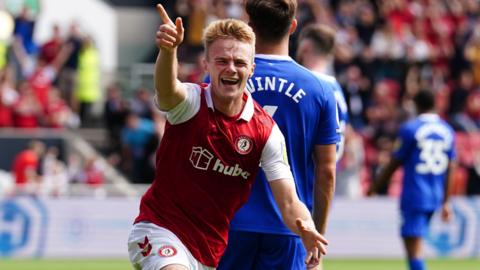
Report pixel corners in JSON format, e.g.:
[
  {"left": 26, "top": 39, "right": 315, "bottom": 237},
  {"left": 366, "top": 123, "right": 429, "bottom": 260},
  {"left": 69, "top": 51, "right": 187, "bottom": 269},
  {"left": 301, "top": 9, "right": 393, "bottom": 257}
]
[
  {"left": 201, "top": 55, "right": 208, "bottom": 72},
  {"left": 289, "top": 19, "right": 297, "bottom": 35}
]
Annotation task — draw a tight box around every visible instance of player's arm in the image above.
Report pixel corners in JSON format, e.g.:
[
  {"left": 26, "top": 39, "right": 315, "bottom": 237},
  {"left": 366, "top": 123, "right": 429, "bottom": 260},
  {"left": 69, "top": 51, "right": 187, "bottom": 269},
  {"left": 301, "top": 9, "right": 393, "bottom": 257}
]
[
  {"left": 368, "top": 157, "right": 401, "bottom": 196},
  {"left": 51, "top": 42, "right": 73, "bottom": 72},
  {"left": 312, "top": 144, "right": 336, "bottom": 234},
  {"left": 441, "top": 160, "right": 456, "bottom": 222},
  {"left": 269, "top": 178, "right": 327, "bottom": 264},
  {"left": 310, "top": 82, "right": 340, "bottom": 234},
  {"left": 262, "top": 125, "right": 327, "bottom": 266},
  {"left": 154, "top": 4, "right": 187, "bottom": 111}
]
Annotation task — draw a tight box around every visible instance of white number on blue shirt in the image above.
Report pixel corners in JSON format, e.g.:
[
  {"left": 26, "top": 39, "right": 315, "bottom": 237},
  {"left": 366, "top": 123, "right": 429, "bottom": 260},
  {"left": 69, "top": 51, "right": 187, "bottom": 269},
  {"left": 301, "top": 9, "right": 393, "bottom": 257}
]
[{"left": 415, "top": 139, "right": 449, "bottom": 175}]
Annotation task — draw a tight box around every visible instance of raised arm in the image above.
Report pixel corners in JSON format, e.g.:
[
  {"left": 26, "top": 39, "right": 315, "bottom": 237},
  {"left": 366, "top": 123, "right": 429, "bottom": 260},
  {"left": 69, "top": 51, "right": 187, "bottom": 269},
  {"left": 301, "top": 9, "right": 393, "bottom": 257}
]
[
  {"left": 312, "top": 144, "right": 336, "bottom": 234},
  {"left": 154, "top": 4, "right": 187, "bottom": 111}
]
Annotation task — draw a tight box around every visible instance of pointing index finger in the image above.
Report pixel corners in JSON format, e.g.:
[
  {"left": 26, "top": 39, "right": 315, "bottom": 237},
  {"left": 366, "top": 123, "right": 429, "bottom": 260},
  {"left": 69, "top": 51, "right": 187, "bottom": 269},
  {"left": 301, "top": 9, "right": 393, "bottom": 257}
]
[{"left": 156, "top": 4, "right": 173, "bottom": 25}]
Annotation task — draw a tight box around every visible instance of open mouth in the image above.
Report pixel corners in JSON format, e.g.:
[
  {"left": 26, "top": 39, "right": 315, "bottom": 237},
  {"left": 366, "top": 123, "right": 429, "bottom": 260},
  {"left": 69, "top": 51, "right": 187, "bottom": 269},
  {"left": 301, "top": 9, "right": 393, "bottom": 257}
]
[{"left": 221, "top": 78, "right": 240, "bottom": 85}]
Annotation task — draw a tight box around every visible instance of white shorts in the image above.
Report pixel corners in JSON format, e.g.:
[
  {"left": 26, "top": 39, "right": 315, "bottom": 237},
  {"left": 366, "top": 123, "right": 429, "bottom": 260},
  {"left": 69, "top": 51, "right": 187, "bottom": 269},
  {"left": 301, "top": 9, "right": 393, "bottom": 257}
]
[{"left": 128, "top": 222, "right": 215, "bottom": 270}]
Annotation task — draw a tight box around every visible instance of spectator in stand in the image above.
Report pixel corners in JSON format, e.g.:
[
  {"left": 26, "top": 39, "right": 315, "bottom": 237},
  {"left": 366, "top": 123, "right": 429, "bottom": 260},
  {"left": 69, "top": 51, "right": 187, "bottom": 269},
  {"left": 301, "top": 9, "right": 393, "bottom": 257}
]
[
  {"left": 0, "top": 67, "right": 19, "bottom": 127},
  {"left": 66, "top": 153, "right": 83, "bottom": 183},
  {"left": 44, "top": 87, "right": 79, "bottom": 128},
  {"left": 466, "top": 90, "right": 480, "bottom": 127},
  {"left": 466, "top": 150, "right": 480, "bottom": 195},
  {"left": 121, "top": 112, "right": 155, "bottom": 183},
  {"left": 449, "top": 69, "right": 477, "bottom": 131},
  {"left": 12, "top": 140, "right": 45, "bottom": 195},
  {"left": 13, "top": 5, "right": 37, "bottom": 56},
  {"left": 75, "top": 35, "right": 100, "bottom": 126},
  {"left": 39, "top": 24, "right": 63, "bottom": 65},
  {"left": 465, "top": 26, "right": 480, "bottom": 84},
  {"left": 0, "top": 7, "right": 14, "bottom": 70},
  {"left": 104, "top": 82, "right": 128, "bottom": 154},
  {"left": 40, "top": 146, "right": 69, "bottom": 197},
  {"left": 9, "top": 5, "right": 38, "bottom": 82},
  {"left": 82, "top": 156, "right": 106, "bottom": 198},
  {"left": 12, "top": 81, "right": 43, "bottom": 128},
  {"left": 130, "top": 87, "right": 154, "bottom": 120},
  {"left": 58, "top": 21, "right": 83, "bottom": 109},
  {"left": 12, "top": 34, "right": 72, "bottom": 111}
]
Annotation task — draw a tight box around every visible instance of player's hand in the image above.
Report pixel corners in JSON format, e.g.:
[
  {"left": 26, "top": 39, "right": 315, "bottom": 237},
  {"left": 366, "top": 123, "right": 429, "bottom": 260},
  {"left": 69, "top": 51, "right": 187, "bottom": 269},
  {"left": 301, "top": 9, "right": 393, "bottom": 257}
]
[
  {"left": 155, "top": 4, "right": 184, "bottom": 52},
  {"left": 307, "top": 256, "right": 323, "bottom": 270},
  {"left": 441, "top": 203, "right": 452, "bottom": 222},
  {"left": 296, "top": 218, "right": 328, "bottom": 268},
  {"left": 366, "top": 182, "right": 377, "bottom": 197}
]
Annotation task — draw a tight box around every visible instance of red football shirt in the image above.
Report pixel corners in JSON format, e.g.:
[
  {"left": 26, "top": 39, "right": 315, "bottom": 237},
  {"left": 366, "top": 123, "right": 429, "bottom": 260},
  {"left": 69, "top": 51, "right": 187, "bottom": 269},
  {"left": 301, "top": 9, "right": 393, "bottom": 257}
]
[
  {"left": 135, "top": 84, "right": 292, "bottom": 266},
  {"left": 12, "top": 150, "right": 38, "bottom": 185}
]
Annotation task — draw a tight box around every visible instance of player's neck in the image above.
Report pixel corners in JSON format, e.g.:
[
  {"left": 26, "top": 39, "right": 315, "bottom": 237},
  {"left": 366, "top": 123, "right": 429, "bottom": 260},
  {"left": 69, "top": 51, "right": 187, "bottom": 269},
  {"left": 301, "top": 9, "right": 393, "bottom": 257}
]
[
  {"left": 256, "top": 38, "right": 289, "bottom": 56},
  {"left": 212, "top": 93, "right": 245, "bottom": 117},
  {"left": 304, "top": 57, "right": 329, "bottom": 74}
]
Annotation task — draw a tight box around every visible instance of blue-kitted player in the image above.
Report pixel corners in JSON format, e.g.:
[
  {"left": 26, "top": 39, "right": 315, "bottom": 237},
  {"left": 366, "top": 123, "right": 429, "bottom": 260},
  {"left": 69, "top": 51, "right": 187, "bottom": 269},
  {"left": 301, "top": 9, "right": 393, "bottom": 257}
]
[
  {"left": 296, "top": 23, "right": 349, "bottom": 164},
  {"left": 368, "top": 89, "right": 456, "bottom": 270},
  {"left": 216, "top": 0, "right": 340, "bottom": 269}
]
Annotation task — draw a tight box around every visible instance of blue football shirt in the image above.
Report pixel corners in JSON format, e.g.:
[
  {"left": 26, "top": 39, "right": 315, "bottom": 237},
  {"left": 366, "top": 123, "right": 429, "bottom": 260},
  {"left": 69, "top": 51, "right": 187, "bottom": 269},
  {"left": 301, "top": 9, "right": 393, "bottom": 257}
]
[
  {"left": 313, "top": 72, "right": 349, "bottom": 161},
  {"left": 393, "top": 113, "right": 456, "bottom": 212},
  {"left": 229, "top": 54, "right": 340, "bottom": 235}
]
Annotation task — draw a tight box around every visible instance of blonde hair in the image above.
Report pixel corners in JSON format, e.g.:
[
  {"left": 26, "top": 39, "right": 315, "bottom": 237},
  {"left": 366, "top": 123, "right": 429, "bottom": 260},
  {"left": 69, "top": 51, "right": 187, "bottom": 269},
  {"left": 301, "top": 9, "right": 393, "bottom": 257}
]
[{"left": 203, "top": 19, "right": 256, "bottom": 59}]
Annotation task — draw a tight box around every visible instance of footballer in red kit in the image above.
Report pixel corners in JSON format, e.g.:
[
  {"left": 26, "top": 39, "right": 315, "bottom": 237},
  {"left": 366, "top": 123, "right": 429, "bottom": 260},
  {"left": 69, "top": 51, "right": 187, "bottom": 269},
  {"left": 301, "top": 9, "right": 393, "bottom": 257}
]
[
  {"left": 128, "top": 4, "right": 328, "bottom": 270},
  {"left": 136, "top": 83, "right": 281, "bottom": 266}
]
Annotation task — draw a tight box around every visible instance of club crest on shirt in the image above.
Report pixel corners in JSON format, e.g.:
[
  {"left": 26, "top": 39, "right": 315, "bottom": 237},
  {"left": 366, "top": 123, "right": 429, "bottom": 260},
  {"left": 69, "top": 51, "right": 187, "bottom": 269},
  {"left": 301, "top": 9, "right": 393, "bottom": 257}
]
[
  {"left": 235, "top": 136, "right": 253, "bottom": 155},
  {"left": 158, "top": 245, "right": 177, "bottom": 257}
]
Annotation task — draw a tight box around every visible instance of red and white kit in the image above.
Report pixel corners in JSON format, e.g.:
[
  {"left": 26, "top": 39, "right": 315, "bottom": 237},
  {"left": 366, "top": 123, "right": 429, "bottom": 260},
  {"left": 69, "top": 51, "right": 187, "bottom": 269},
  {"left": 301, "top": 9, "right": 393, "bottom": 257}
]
[{"left": 133, "top": 83, "right": 292, "bottom": 267}]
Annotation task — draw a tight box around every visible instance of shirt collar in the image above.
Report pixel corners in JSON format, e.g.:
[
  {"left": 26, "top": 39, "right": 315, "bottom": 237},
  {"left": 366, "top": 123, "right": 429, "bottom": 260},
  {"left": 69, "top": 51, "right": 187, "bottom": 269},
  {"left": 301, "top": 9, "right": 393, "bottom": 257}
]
[
  {"left": 418, "top": 113, "right": 439, "bottom": 120},
  {"left": 205, "top": 84, "right": 254, "bottom": 122},
  {"left": 255, "top": 54, "right": 293, "bottom": 61}
]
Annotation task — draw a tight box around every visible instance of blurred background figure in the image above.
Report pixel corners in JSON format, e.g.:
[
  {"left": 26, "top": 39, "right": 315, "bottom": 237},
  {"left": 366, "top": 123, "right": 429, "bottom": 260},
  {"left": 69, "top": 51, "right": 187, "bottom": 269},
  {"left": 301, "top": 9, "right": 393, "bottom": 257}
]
[
  {"left": 75, "top": 35, "right": 100, "bottom": 126},
  {"left": 40, "top": 146, "right": 69, "bottom": 197},
  {"left": 11, "top": 139, "right": 45, "bottom": 195}
]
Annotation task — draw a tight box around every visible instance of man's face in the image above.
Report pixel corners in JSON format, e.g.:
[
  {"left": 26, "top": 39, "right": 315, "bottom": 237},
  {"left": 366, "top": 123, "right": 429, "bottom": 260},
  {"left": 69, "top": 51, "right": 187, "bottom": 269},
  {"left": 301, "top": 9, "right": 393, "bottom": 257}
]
[{"left": 204, "top": 38, "right": 255, "bottom": 102}]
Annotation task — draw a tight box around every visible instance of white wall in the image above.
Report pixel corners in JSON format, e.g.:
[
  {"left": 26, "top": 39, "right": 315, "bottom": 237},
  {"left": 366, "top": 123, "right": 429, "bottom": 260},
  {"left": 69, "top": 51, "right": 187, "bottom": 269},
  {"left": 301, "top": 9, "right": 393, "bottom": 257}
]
[{"left": 116, "top": 7, "right": 159, "bottom": 68}]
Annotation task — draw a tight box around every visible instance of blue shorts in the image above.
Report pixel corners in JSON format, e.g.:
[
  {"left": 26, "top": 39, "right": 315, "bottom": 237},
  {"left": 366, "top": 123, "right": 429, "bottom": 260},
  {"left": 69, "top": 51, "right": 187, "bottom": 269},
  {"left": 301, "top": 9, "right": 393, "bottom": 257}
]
[
  {"left": 400, "top": 210, "right": 434, "bottom": 238},
  {"left": 218, "top": 230, "right": 306, "bottom": 270}
]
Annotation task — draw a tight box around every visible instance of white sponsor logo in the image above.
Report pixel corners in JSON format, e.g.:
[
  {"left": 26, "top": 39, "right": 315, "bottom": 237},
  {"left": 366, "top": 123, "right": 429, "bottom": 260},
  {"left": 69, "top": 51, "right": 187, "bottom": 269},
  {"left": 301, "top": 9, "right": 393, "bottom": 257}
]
[
  {"left": 190, "top": 146, "right": 214, "bottom": 170},
  {"left": 190, "top": 147, "right": 251, "bottom": 180}
]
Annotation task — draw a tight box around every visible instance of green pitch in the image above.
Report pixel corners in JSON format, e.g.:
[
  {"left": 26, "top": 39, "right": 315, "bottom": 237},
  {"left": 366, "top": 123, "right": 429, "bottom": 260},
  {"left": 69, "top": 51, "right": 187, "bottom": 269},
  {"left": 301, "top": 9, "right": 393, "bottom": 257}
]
[{"left": 0, "top": 258, "right": 478, "bottom": 270}]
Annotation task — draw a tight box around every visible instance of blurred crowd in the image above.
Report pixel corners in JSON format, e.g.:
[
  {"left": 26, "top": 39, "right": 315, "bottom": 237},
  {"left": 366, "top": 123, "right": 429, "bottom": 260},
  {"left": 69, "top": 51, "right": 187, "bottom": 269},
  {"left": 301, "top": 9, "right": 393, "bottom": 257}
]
[
  {"left": 0, "top": 140, "right": 106, "bottom": 198},
  {"left": 0, "top": 6, "right": 102, "bottom": 129},
  {"left": 2, "top": 0, "right": 480, "bottom": 197}
]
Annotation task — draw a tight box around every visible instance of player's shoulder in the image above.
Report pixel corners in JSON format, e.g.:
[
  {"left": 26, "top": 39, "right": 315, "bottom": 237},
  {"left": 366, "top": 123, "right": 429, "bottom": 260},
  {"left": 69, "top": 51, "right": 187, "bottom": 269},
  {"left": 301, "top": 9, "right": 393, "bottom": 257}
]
[
  {"left": 251, "top": 99, "right": 277, "bottom": 137},
  {"left": 399, "top": 117, "right": 419, "bottom": 134},
  {"left": 255, "top": 54, "right": 323, "bottom": 84},
  {"left": 312, "top": 72, "right": 337, "bottom": 84},
  {"left": 252, "top": 98, "right": 275, "bottom": 123}
]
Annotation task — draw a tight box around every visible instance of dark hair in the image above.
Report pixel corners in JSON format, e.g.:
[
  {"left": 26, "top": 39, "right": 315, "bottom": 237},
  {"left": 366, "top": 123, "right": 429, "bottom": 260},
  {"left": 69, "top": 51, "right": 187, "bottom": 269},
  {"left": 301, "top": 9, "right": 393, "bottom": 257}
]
[
  {"left": 299, "top": 24, "right": 336, "bottom": 56},
  {"left": 245, "top": 0, "right": 297, "bottom": 43},
  {"left": 413, "top": 90, "right": 435, "bottom": 113}
]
